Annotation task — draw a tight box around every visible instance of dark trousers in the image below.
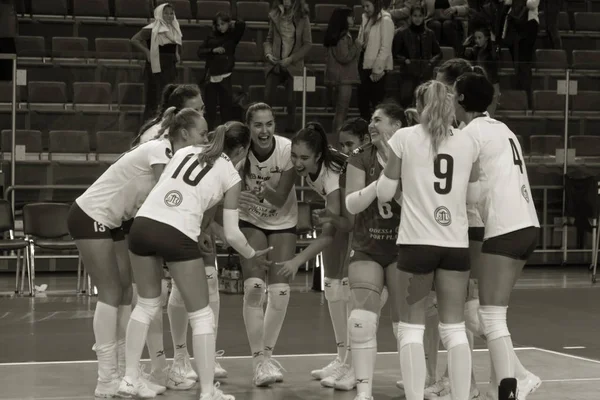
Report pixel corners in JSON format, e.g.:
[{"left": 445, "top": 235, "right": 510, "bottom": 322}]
[
  {"left": 509, "top": 20, "right": 539, "bottom": 107},
  {"left": 543, "top": 0, "right": 563, "bottom": 49},
  {"left": 143, "top": 60, "right": 178, "bottom": 121},
  {"left": 205, "top": 75, "right": 234, "bottom": 130},
  {"left": 357, "top": 64, "right": 388, "bottom": 121},
  {"left": 428, "top": 19, "right": 462, "bottom": 54},
  {"left": 265, "top": 70, "right": 296, "bottom": 132}
]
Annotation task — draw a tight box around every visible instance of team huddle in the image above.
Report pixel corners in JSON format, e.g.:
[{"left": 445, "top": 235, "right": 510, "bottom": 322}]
[{"left": 67, "top": 58, "right": 541, "bottom": 400}]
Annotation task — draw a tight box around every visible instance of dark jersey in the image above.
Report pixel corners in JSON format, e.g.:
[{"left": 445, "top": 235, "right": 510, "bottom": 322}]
[{"left": 346, "top": 144, "right": 401, "bottom": 255}]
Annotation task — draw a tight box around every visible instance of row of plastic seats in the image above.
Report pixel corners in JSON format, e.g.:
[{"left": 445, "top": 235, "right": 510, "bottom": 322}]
[{"left": 1, "top": 130, "right": 133, "bottom": 155}]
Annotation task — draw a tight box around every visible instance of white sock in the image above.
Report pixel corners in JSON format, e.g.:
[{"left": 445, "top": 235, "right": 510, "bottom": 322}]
[
  {"left": 263, "top": 283, "right": 290, "bottom": 358},
  {"left": 93, "top": 302, "right": 118, "bottom": 382},
  {"left": 424, "top": 296, "right": 439, "bottom": 382},
  {"left": 327, "top": 297, "right": 348, "bottom": 361},
  {"left": 189, "top": 307, "right": 215, "bottom": 395},
  {"left": 350, "top": 310, "right": 378, "bottom": 397},
  {"left": 206, "top": 266, "right": 220, "bottom": 337},
  {"left": 167, "top": 282, "right": 190, "bottom": 359},
  {"left": 146, "top": 309, "right": 167, "bottom": 372},
  {"left": 243, "top": 278, "right": 266, "bottom": 367},
  {"left": 397, "top": 322, "right": 426, "bottom": 400},
  {"left": 125, "top": 297, "right": 161, "bottom": 379},
  {"left": 117, "top": 304, "right": 131, "bottom": 377}
]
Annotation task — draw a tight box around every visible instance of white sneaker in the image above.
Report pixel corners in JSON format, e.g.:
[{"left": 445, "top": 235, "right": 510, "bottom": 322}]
[
  {"left": 264, "top": 358, "right": 285, "bottom": 382},
  {"left": 310, "top": 357, "right": 343, "bottom": 380},
  {"left": 137, "top": 365, "right": 167, "bottom": 394},
  {"left": 94, "top": 378, "right": 120, "bottom": 398},
  {"left": 117, "top": 376, "right": 157, "bottom": 399},
  {"left": 353, "top": 393, "right": 373, "bottom": 400},
  {"left": 471, "top": 386, "right": 482, "bottom": 399},
  {"left": 172, "top": 353, "right": 198, "bottom": 382},
  {"left": 215, "top": 349, "right": 228, "bottom": 379},
  {"left": 253, "top": 361, "right": 276, "bottom": 387},
  {"left": 333, "top": 366, "right": 356, "bottom": 391},
  {"left": 320, "top": 363, "right": 349, "bottom": 388},
  {"left": 518, "top": 372, "right": 541, "bottom": 400},
  {"left": 396, "top": 380, "right": 405, "bottom": 395},
  {"left": 424, "top": 377, "right": 451, "bottom": 399},
  {"left": 165, "top": 363, "right": 196, "bottom": 390},
  {"left": 199, "top": 382, "right": 235, "bottom": 400}
]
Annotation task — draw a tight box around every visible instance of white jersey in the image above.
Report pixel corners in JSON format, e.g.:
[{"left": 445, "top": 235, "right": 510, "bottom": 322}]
[
  {"left": 240, "top": 135, "right": 298, "bottom": 229},
  {"left": 388, "top": 124, "right": 479, "bottom": 248},
  {"left": 136, "top": 146, "right": 241, "bottom": 241},
  {"left": 306, "top": 163, "right": 340, "bottom": 202},
  {"left": 140, "top": 122, "right": 169, "bottom": 144},
  {"left": 76, "top": 139, "right": 173, "bottom": 228},
  {"left": 464, "top": 116, "right": 539, "bottom": 239},
  {"left": 458, "top": 120, "right": 484, "bottom": 228}
]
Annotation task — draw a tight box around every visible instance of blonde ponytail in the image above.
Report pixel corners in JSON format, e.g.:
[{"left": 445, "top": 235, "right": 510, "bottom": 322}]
[
  {"left": 197, "top": 124, "right": 226, "bottom": 165},
  {"left": 157, "top": 106, "right": 178, "bottom": 138},
  {"left": 416, "top": 81, "right": 455, "bottom": 156}
]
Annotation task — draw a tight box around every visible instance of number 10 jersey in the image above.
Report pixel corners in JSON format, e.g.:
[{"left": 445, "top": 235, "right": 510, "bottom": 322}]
[{"left": 346, "top": 144, "right": 401, "bottom": 256}]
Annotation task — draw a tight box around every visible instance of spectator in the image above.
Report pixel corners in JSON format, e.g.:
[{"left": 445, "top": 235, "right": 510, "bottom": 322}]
[
  {"left": 424, "top": 0, "right": 469, "bottom": 54},
  {"left": 197, "top": 12, "right": 246, "bottom": 130},
  {"left": 392, "top": 4, "right": 442, "bottom": 107},
  {"left": 263, "top": 0, "right": 312, "bottom": 133},
  {"left": 132, "top": 3, "right": 182, "bottom": 120},
  {"left": 465, "top": 25, "right": 500, "bottom": 115},
  {"left": 388, "top": 0, "right": 420, "bottom": 30},
  {"left": 357, "top": 0, "right": 395, "bottom": 121},
  {"left": 324, "top": 7, "right": 361, "bottom": 134},
  {"left": 542, "top": 0, "right": 562, "bottom": 49},
  {"left": 0, "top": 0, "right": 18, "bottom": 81}
]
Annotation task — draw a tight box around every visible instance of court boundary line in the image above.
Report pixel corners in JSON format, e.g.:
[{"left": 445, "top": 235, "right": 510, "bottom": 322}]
[
  {"left": 532, "top": 346, "right": 600, "bottom": 365},
  {"left": 0, "top": 347, "right": 537, "bottom": 366}
]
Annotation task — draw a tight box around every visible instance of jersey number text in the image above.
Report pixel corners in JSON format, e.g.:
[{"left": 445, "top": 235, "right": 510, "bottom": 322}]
[
  {"left": 171, "top": 153, "right": 211, "bottom": 186},
  {"left": 508, "top": 138, "right": 524, "bottom": 174},
  {"left": 378, "top": 202, "right": 393, "bottom": 219},
  {"left": 434, "top": 154, "right": 454, "bottom": 195}
]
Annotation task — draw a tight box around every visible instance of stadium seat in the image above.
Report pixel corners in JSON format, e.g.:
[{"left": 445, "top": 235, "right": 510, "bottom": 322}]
[
  {"left": 248, "top": 85, "right": 266, "bottom": 104},
  {"left": 535, "top": 49, "right": 568, "bottom": 70},
  {"left": 572, "top": 50, "right": 600, "bottom": 70},
  {"left": 539, "top": 11, "right": 570, "bottom": 31},
  {"left": 115, "top": 0, "right": 152, "bottom": 19},
  {"left": 440, "top": 46, "right": 455, "bottom": 61},
  {"left": 237, "top": 1, "right": 270, "bottom": 22},
  {"left": 15, "top": 36, "right": 46, "bottom": 58},
  {"left": 497, "top": 90, "right": 529, "bottom": 112},
  {"left": 0, "top": 199, "right": 31, "bottom": 295},
  {"left": 574, "top": 12, "right": 600, "bottom": 31},
  {"left": 52, "top": 37, "right": 89, "bottom": 59},
  {"left": 48, "top": 131, "right": 91, "bottom": 156},
  {"left": 499, "top": 47, "right": 513, "bottom": 69},
  {"left": 73, "top": 82, "right": 112, "bottom": 109},
  {"left": 197, "top": 1, "right": 231, "bottom": 21},
  {"left": 1, "top": 130, "right": 43, "bottom": 153},
  {"left": 28, "top": 82, "right": 68, "bottom": 105},
  {"left": 95, "top": 38, "right": 132, "bottom": 60},
  {"left": 570, "top": 136, "right": 600, "bottom": 157},
  {"left": 533, "top": 90, "right": 566, "bottom": 112},
  {"left": 529, "top": 135, "right": 564, "bottom": 156},
  {"left": 73, "top": 0, "right": 110, "bottom": 18},
  {"left": 315, "top": 4, "right": 338, "bottom": 24},
  {"left": 182, "top": 40, "right": 202, "bottom": 61},
  {"left": 572, "top": 91, "right": 600, "bottom": 113},
  {"left": 158, "top": 0, "right": 193, "bottom": 20},
  {"left": 118, "top": 83, "right": 145, "bottom": 107},
  {"left": 31, "top": 0, "right": 68, "bottom": 16},
  {"left": 96, "top": 131, "right": 134, "bottom": 155},
  {"left": 308, "top": 44, "right": 327, "bottom": 64},
  {"left": 236, "top": 42, "right": 260, "bottom": 62},
  {"left": 0, "top": 82, "right": 18, "bottom": 103}
]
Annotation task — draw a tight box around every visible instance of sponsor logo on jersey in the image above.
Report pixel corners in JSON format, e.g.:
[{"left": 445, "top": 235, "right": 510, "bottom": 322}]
[
  {"left": 521, "top": 185, "right": 529, "bottom": 203},
  {"left": 270, "top": 166, "right": 283, "bottom": 174},
  {"left": 257, "top": 165, "right": 267, "bottom": 171},
  {"left": 434, "top": 206, "right": 452, "bottom": 226},
  {"left": 164, "top": 190, "right": 183, "bottom": 207}
]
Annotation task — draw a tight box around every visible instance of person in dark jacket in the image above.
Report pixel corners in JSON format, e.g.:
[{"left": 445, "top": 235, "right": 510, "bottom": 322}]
[
  {"left": 465, "top": 25, "right": 500, "bottom": 115},
  {"left": 392, "top": 5, "right": 442, "bottom": 107},
  {"left": 197, "top": 13, "right": 246, "bottom": 130}
]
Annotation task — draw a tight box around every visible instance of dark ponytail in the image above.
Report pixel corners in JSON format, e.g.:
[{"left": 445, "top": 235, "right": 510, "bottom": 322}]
[{"left": 292, "top": 122, "right": 347, "bottom": 173}]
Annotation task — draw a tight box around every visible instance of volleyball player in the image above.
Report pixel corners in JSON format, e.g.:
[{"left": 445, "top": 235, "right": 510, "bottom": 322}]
[
  {"left": 377, "top": 80, "right": 480, "bottom": 400},
  {"left": 343, "top": 103, "right": 404, "bottom": 398},
  {"left": 66, "top": 107, "right": 208, "bottom": 398},
  {"left": 286, "top": 122, "right": 352, "bottom": 383},
  {"left": 238, "top": 103, "right": 298, "bottom": 386},
  {"left": 119, "top": 121, "right": 270, "bottom": 400},
  {"left": 454, "top": 73, "right": 541, "bottom": 400}
]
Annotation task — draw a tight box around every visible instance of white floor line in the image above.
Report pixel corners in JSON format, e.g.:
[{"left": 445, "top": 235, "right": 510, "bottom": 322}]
[{"left": 532, "top": 347, "right": 600, "bottom": 365}]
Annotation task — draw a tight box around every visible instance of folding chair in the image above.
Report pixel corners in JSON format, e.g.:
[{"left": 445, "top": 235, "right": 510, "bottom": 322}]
[
  {"left": 0, "top": 200, "right": 32, "bottom": 295},
  {"left": 22, "top": 202, "right": 82, "bottom": 296}
]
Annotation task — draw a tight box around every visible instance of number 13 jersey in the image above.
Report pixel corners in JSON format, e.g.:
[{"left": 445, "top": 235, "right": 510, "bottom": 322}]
[
  {"left": 463, "top": 116, "right": 539, "bottom": 240},
  {"left": 388, "top": 124, "right": 479, "bottom": 248},
  {"left": 347, "top": 144, "right": 400, "bottom": 256}
]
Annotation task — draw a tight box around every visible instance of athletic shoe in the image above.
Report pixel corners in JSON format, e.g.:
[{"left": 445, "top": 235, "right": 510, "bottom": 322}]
[
  {"left": 518, "top": 372, "right": 541, "bottom": 400},
  {"left": 199, "top": 382, "right": 235, "bottom": 400},
  {"left": 94, "top": 378, "right": 120, "bottom": 398},
  {"left": 253, "top": 361, "right": 276, "bottom": 387},
  {"left": 264, "top": 358, "right": 285, "bottom": 382},
  {"left": 320, "top": 363, "right": 349, "bottom": 388},
  {"left": 424, "top": 377, "right": 451, "bottom": 399},
  {"left": 332, "top": 366, "right": 357, "bottom": 391},
  {"left": 311, "top": 357, "right": 343, "bottom": 380},
  {"left": 214, "top": 349, "right": 228, "bottom": 379},
  {"left": 117, "top": 376, "right": 157, "bottom": 399}
]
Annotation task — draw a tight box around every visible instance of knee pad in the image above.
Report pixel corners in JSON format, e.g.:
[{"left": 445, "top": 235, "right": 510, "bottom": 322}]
[
  {"left": 243, "top": 278, "right": 266, "bottom": 309},
  {"left": 464, "top": 299, "right": 484, "bottom": 338},
  {"left": 478, "top": 305, "right": 510, "bottom": 341},
  {"left": 189, "top": 306, "right": 214, "bottom": 336},
  {"left": 348, "top": 309, "right": 378, "bottom": 349},
  {"left": 267, "top": 283, "right": 290, "bottom": 311},
  {"left": 379, "top": 286, "right": 389, "bottom": 310},
  {"left": 439, "top": 322, "right": 469, "bottom": 350},
  {"left": 426, "top": 291, "right": 438, "bottom": 318},
  {"left": 168, "top": 282, "right": 185, "bottom": 308},
  {"left": 396, "top": 321, "right": 425, "bottom": 349},
  {"left": 205, "top": 266, "right": 219, "bottom": 303},
  {"left": 131, "top": 296, "right": 162, "bottom": 325},
  {"left": 341, "top": 277, "right": 350, "bottom": 301},
  {"left": 324, "top": 278, "right": 343, "bottom": 302}
]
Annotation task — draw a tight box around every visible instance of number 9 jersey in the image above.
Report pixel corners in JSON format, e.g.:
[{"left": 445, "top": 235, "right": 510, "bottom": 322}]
[
  {"left": 346, "top": 144, "right": 401, "bottom": 256},
  {"left": 462, "top": 116, "right": 539, "bottom": 240},
  {"left": 136, "top": 145, "right": 241, "bottom": 241}
]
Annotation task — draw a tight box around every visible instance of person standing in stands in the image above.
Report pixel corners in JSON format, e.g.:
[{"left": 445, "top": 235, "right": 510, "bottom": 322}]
[
  {"left": 541, "top": 0, "right": 562, "bottom": 49},
  {"left": 197, "top": 12, "right": 246, "bottom": 130},
  {"left": 263, "top": 0, "right": 312, "bottom": 134},
  {"left": 132, "top": 2, "right": 182, "bottom": 120},
  {"left": 424, "top": 0, "right": 470, "bottom": 55}
]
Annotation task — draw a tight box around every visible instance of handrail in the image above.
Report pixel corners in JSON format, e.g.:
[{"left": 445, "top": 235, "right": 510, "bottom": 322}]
[{"left": 4, "top": 184, "right": 90, "bottom": 201}]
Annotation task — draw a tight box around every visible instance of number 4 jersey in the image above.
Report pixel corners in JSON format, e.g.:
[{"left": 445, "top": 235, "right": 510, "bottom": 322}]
[
  {"left": 463, "top": 116, "right": 539, "bottom": 240},
  {"left": 388, "top": 124, "right": 478, "bottom": 248},
  {"left": 136, "top": 145, "right": 241, "bottom": 241},
  {"left": 347, "top": 144, "right": 401, "bottom": 256}
]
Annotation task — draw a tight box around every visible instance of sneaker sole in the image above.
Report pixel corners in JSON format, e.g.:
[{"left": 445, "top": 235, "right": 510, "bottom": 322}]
[
  {"left": 320, "top": 380, "right": 335, "bottom": 388},
  {"left": 520, "top": 380, "right": 542, "bottom": 399},
  {"left": 115, "top": 389, "right": 135, "bottom": 398},
  {"left": 215, "top": 373, "right": 228, "bottom": 379},
  {"left": 333, "top": 383, "right": 356, "bottom": 391},
  {"left": 167, "top": 382, "right": 196, "bottom": 391},
  {"left": 254, "top": 377, "right": 277, "bottom": 387}
]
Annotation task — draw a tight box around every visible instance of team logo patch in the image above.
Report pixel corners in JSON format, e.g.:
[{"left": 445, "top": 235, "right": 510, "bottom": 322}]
[
  {"left": 434, "top": 206, "right": 452, "bottom": 226},
  {"left": 521, "top": 185, "right": 530, "bottom": 203},
  {"left": 164, "top": 190, "right": 183, "bottom": 207}
]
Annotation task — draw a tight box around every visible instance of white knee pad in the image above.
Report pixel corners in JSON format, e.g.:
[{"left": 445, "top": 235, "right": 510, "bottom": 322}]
[
  {"left": 205, "top": 266, "right": 219, "bottom": 303},
  {"left": 267, "top": 283, "right": 290, "bottom": 311},
  {"left": 426, "top": 291, "right": 438, "bottom": 318},
  {"left": 348, "top": 309, "right": 378, "bottom": 349},
  {"left": 131, "top": 296, "right": 162, "bottom": 325},
  {"left": 478, "top": 305, "right": 510, "bottom": 341},
  {"left": 189, "top": 306, "right": 214, "bottom": 336},
  {"left": 396, "top": 321, "right": 425, "bottom": 349},
  {"left": 464, "top": 299, "right": 484, "bottom": 339},
  {"left": 379, "top": 286, "right": 389, "bottom": 310},
  {"left": 324, "top": 278, "right": 343, "bottom": 302},
  {"left": 439, "top": 322, "right": 469, "bottom": 350},
  {"left": 243, "top": 278, "right": 266, "bottom": 308},
  {"left": 168, "top": 282, "right": 185, "bottom": 308},
  {"left": 341, "top": 277, "right": 350, "bottom": 301}
]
